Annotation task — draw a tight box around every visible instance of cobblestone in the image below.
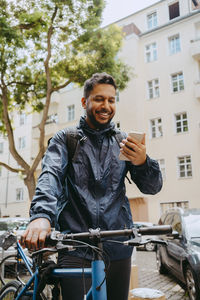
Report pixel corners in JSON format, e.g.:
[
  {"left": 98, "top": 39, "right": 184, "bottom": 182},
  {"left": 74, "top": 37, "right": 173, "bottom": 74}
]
[{"left": 135, "top": 251, "right": 189, "bottom": 300}]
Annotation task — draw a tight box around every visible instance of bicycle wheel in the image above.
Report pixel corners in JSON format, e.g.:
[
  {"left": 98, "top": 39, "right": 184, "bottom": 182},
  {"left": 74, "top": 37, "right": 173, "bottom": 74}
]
[
  {"left": 0, "top": 254, "right": 32, "bottom": 286},
  {"left": 0, "top": 280, "right": 21, "bottom": 299}
]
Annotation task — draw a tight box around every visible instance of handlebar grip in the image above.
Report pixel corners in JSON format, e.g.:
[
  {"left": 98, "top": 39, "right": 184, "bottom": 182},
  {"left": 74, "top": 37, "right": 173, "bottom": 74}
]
[{"left": 138, "top": 225, "right": 172, "bottom": 235}]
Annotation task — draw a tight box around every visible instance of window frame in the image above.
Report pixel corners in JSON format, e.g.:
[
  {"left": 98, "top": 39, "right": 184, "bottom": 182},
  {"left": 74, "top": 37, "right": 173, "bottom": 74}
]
[
  {"left": 67, "top": 104, "right": 75, "bottom": 122},
  {"left": 16, "top": 188, "right": 24, "bottom": 201},
  {"left": 171, "top": 72, "right": 184, "bottom": 93},
  {"left": 145, "top": 42, "right": 157, "bottom": 63},
  {"left": 169, "top": 34, "right": 181, "bottom": 55},
  {"left": 147, "top": 11, "right": 158, "bottom": 30},
  {"left": 18, "top": 136, "right": 26, "bottom": 150},
  {"left": 177, "top": 155, "right": 192, "bottom": 179},
  {"left": 175, "top": 112, "right": 188, "bottom": 134},
  {"left": 150, "top": 117, "right": 163, "bottom": 138},
  {"left": 157, "top": 158, "right": 166, "bottom": 180},
  {"left": 168, "top": 1, "right": 180, "bottom": 20},
  {"left": 147, "top": 78, "right": 160, "bottom": 99}
]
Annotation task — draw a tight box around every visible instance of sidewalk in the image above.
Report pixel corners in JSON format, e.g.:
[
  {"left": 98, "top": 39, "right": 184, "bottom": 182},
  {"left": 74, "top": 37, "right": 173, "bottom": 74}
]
[{"left": 135, "top": 251, "right": 189, "bottom": 300}]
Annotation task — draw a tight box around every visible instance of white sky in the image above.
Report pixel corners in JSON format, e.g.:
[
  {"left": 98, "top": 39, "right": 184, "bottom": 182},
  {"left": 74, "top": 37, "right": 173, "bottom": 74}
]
[{"left": 102, "top": 0, "right": 159, "bottom": 26}]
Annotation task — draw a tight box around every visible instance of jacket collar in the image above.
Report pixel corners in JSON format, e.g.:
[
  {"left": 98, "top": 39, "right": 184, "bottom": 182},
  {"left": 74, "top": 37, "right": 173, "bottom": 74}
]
[{"left": 79, "top": 116, "right": 116, "bottom": 136}]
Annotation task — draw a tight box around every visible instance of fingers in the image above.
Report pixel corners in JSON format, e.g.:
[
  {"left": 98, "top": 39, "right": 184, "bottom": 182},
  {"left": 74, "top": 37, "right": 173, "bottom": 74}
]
[
  {"left": 120, "top": 137, "right": 146, "bottom": 166},
  {"left": 20, "top": 218, "right": 51, "bottom": 251}
]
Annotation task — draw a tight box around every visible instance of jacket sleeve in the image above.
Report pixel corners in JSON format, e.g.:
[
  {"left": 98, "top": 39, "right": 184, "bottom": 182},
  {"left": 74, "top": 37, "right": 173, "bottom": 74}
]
[
  {"left": 127, "top": 155, "right": 163, "bottom": 195},
  {"left": 30, "top": 129, "right": 68, "bottom": 226}
]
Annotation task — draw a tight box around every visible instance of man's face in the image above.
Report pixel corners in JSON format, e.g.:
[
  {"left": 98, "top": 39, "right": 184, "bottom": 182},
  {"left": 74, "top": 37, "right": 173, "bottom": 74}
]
[{"left": 81, "top": 84, "right": 116, "bottom": 129}]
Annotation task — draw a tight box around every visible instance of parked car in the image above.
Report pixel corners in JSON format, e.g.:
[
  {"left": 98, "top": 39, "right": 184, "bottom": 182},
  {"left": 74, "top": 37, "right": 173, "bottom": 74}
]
[
  {"left": 0, "top": 217, "right": 29, "bottom": 260},
  {"left": 156, "top": 208, "right": 200, "bottom": 300},
  {"left": 133, "top": 221, "right": 156, "bottom": 251}
]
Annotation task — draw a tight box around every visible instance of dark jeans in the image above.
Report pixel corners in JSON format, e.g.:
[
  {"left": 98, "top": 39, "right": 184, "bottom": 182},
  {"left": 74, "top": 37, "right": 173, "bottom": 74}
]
[{"left": 58, "top": 255, "right": 131, "bottom": 300}]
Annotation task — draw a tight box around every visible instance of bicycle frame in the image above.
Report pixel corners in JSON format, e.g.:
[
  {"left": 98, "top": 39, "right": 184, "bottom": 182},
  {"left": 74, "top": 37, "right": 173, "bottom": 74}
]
[{"left": 14, "top": 242, "right": 108, "bottom": 300}]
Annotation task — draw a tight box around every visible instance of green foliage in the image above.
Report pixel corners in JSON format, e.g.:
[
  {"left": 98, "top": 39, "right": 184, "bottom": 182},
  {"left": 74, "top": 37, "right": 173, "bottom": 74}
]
[{"left": 0, "top": 0, "right": 130, "bottom": 133}]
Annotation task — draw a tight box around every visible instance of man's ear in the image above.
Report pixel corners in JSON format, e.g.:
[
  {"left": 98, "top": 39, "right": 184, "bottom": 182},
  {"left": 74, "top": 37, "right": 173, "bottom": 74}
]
[{"left": 81, "top": 97, "right": 87, "bottom": 109}]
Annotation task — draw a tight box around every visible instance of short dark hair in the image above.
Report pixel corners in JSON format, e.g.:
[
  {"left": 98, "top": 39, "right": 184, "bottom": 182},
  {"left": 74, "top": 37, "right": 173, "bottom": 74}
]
[{"left": 83, "top": 72, "right": 117, "bottom": 98}]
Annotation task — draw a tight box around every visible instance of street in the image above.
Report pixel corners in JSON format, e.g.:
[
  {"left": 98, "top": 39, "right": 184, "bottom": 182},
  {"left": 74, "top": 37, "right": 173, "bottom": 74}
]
[{"left": 135, "top": 250, "right": 189, "bottom": 300}]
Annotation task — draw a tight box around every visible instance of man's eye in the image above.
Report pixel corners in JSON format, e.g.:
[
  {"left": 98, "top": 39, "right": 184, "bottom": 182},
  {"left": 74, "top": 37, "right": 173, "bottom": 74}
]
[
  {"left": 95, "top": 98, "right": 104, "bottom": 102},
  {"left": 109, "top": 98, "right": 115, "bottom": 103}
]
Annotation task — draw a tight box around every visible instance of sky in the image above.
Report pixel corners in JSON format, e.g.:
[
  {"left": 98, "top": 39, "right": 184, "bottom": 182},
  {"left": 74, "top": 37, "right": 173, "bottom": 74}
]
[{"left": 102, "top": 0, "right": 159, "bottom": 27}]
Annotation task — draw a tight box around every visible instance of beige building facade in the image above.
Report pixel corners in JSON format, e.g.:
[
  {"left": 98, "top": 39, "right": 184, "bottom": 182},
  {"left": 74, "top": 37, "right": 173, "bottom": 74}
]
[{"left": 1, "top": 0, "right": 200, "bottom": 224}]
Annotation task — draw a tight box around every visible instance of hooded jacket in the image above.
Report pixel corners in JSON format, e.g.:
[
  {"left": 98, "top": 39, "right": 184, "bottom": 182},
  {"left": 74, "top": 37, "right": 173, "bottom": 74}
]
[{"left": 30, "top": 117, "right": 162, "bottom": 260}]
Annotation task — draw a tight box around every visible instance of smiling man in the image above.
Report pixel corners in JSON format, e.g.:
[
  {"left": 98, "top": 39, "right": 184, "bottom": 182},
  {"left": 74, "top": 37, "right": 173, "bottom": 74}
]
[{"left": 22, "top": 72, "right": 163, "bottom": 300}]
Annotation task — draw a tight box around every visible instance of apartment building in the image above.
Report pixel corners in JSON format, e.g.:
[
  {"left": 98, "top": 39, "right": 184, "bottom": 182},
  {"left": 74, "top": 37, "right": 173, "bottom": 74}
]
[
  {"left": 1, "top": 0, "right": 200, "bottom": 223},
  {"left": 0, "top": 112, "right": 32, "bottom": 217}
]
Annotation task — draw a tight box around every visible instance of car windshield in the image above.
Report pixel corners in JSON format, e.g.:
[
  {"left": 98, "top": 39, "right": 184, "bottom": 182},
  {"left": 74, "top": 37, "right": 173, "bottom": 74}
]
[{"left": 184, "top": 214, "right": 200, "bottom": 239}]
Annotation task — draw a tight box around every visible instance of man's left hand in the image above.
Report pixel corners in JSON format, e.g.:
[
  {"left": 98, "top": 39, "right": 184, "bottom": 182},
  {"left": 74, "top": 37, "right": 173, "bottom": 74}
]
[{"left": 120, "top": 134, "right": 146, "bottom": 166}]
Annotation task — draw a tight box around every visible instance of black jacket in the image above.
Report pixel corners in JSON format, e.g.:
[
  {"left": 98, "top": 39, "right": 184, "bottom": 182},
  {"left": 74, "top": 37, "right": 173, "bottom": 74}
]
[{"left": 30, "top": 117, "right": 162, "bottom": 260}]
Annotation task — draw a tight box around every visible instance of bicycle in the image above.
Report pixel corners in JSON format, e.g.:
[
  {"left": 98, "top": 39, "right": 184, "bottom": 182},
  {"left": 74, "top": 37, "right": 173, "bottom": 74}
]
[{"left": 0, "top": 225, "right": 172, "bottom": 300}]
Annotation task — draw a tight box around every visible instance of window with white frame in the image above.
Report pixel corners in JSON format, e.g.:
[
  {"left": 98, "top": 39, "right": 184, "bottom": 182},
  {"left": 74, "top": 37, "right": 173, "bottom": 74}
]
[
  {"left": 147, "top": 79, "right": 160, "bottom": 99},
  {"left": 171, "top": 72, "right": 184, "bottom": 92},
  {"left": 145, "top": 42, "right": 157, "bottom": 63},
  {"left": 157, "top": 159, "right": 166, "bottom": 180},
  {"left": 150, "top": 118, "right": 163, "bottom": 138},
  {"left": 67, "top": 105, "right": 75, "bottom": 122},
  {"left": 19, "top": 113, "right": 26, "bottom": 126},
  {"left": 147, "top": 12, "right": 157, "bottom": 30},
  {"left": 16, "top": 188, "right": 23, "bottom": 201},
  {"left": 177, "top": 155, "right": 192, "bottom": 178},
  {"left": 169, "top": 34, "right": 181, "bottom": 55},
  {"left": 0, "top": 142, "right": 3, "bottom": 154},
  {"left": 175, "top": 112, "right": 188, "bottom": 133},
  {"left": 18, "top": 136, "right": 26, "bottom": 149}
]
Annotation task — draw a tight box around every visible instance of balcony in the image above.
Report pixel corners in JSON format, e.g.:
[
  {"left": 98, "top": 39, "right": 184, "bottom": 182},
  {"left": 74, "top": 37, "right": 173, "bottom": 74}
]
[
  {"left": 194, "top": 81, "right": 200, "bottom": 99},
  {"left": 191, "top": 39, "right": 200, "bottom": 60}
]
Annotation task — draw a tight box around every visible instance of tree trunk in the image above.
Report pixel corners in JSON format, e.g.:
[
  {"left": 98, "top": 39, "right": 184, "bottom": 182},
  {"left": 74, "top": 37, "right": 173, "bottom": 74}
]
[{"left": 24, "top": 172, "right": 36, "bottom": 202}]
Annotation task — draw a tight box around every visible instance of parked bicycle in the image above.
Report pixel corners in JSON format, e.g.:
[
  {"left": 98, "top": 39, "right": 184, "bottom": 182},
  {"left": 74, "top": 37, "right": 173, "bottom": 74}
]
[{"left": 0, "top": 225, "right": 172, "bottom": 300}]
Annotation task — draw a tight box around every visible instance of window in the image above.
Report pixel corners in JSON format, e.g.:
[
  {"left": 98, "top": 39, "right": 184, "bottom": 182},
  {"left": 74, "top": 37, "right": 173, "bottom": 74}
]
[
  {"left": 19, "top": 113, "right": 26, "bottom": 126},
  {"left": 67, "top": 105, "right": 75, "bottom": 122},
  {"left": 169, "top": 34, "right": 181, "bottom": 55},
  {"left": 169, "top": 2, "right": 180, "bottom": 20},
  {"left": 18, "top": 137, "right": 26, "bottom": 149},
  {"left": 157, "top": 159, "right": 166, "bottom": 180},
  {"left": 145, "top": 42, "right": 157, "bottom": 63},
  {"left": 150, "top": 118, "right": 163, "bottom": 138},
  {"left": 116, "top": 90, "right": 120, "bottom": 102},
  {"left": 171, "top": 72, "right": 184, "bottom": 92},
  {"left": 147, "top": 12, "right": 157, "bottom": 30},
  {"left": 116, "top": 122, "right": 120, "bottom": 129},
  {"left": 175, "top": 112, "right": 188, "bottom": 133},
  {"left": 0, "top": 142, "right": 3, "bottom": 154},
  {"left": 178, "top": 155, "right": 192, "bottom": 178},
  {"left": 147, "top": 79, "right": 160, "bottom": 99},
  {"left": 16, "top": 188, "right": 23, "bottom": 201}
]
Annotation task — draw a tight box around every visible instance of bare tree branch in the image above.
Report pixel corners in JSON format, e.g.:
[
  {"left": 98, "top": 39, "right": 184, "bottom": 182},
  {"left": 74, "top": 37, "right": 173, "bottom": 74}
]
[{"left": 0, "top": 161, "right": 25, "bottom": 174}]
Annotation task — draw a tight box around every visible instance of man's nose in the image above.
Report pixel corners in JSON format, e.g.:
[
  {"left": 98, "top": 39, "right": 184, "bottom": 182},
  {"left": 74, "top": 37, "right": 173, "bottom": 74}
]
[{"left": 102, "top": 99, "right": 110, "bottom": 110}]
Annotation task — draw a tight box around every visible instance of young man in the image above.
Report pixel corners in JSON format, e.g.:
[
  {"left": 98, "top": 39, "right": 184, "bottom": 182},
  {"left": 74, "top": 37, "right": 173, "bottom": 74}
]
[{"left": 22, "top": 73, "right": 162, "bottom": 300}]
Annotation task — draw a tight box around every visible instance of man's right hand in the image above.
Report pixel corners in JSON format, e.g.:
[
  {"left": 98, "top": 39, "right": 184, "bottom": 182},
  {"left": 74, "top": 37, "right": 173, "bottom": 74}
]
[{"left": 21, "top": 218, "right": 51, "bottom": 251}]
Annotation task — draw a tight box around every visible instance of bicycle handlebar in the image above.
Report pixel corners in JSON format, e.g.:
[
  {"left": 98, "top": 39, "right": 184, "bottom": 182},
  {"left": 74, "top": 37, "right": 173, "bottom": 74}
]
[{"left": 49, "top": 225, "right": 172, "bottom": 242}]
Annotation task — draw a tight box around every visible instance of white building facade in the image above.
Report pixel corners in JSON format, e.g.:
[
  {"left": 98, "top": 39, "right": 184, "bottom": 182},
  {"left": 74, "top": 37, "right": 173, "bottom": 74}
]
[{"left": 1, "top": 0, "right": 200, "bottom": 223}]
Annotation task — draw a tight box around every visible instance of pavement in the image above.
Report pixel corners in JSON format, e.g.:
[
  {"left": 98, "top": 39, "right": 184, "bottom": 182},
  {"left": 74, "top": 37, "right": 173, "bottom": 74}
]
[{"left": 135, "top": 250, "right": 189, "bottom": 300}]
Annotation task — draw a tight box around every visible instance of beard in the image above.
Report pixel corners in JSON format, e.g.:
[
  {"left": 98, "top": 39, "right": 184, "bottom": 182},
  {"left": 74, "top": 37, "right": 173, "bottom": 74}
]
[{"left": 86, "top": 109, "right": 114, "bottom": 130}]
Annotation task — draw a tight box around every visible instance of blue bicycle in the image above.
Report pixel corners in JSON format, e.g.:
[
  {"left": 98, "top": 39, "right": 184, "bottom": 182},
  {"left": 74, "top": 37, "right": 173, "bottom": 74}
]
[{"left": 0, "top": 225, "right": 172, "bottom": 299}]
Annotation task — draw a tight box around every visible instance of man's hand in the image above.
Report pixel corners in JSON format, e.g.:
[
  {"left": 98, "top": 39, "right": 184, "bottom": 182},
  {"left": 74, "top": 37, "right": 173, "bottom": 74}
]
[
  {"left": 21, "top": 218, "right": 51, "bottom": 251},
  {"left": 119, "top": 134, "right": 146, "bottom": 166}
]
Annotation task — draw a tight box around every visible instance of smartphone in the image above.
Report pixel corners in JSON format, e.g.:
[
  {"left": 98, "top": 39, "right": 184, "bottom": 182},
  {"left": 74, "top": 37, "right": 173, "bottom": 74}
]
[{"left": 119, "top": 131, "right": 145, "bottom": 161}]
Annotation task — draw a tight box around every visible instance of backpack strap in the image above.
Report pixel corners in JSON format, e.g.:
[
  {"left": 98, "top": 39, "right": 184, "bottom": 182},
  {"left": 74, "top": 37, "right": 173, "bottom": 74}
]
[
  {"left": 113, "top": 130, "right": 127, "bottom": 146},
  {"left": 65, "top": 127, "right": 87, "bottom": 162}
]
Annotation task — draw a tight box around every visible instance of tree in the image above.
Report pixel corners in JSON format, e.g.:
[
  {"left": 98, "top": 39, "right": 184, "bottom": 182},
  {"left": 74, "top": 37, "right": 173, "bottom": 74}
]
[{"left": 0, "top": 0, "right": 131, "bottom": 201}]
